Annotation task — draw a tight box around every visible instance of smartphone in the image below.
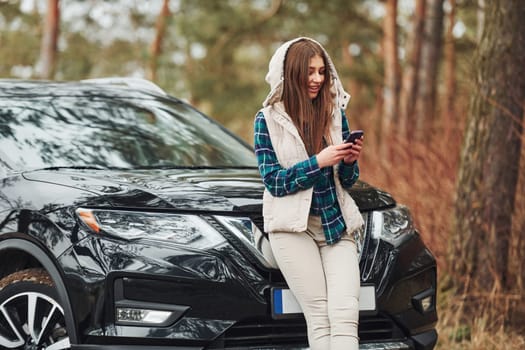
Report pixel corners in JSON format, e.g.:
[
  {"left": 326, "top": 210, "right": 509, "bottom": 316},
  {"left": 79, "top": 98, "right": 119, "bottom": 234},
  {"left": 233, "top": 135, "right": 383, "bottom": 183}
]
[{"left": 345, "top": 130, "right": 364, "bottom": 144}]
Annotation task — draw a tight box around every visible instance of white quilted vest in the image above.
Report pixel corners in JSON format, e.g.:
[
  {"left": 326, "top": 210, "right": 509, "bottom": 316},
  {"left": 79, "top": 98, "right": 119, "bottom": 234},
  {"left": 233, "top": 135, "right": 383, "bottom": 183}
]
[{"left": 261, "top": 102, "right": 364, "bottom": 236}]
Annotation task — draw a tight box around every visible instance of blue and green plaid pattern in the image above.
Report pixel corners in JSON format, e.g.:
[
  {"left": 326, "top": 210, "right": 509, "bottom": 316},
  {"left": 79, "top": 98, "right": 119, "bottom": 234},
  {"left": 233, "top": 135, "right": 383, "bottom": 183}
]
[{"left": 254, "top": 110, "right": 359, "bottom": 245}]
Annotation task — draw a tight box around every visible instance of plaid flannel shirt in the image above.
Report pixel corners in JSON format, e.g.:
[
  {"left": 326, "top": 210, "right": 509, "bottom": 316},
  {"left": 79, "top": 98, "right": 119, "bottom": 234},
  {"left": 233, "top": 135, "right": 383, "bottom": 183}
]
[{"left": 254, "top": 109, "right": 359, "bottom": 245}]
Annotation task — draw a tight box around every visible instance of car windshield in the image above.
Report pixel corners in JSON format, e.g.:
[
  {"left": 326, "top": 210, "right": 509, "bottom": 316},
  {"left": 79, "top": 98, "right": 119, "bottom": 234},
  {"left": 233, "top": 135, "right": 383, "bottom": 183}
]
[{"left": 0, "top": 95, "right": 257, "bottom": 170}]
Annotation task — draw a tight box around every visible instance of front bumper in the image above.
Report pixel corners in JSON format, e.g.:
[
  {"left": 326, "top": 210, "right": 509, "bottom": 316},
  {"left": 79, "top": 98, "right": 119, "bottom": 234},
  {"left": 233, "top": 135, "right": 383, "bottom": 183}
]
[
  {"left": 72, "top": 328, "right": 437, "bottom": 350},
  {"left": 63, "top": 223, "right": 437, "bottom": 350}
]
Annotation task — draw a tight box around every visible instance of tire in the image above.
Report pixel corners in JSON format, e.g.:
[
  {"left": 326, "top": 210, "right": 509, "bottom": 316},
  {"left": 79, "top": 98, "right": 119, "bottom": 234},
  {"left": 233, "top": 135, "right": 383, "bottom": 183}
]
[{"left": 0, "top": 268, "right": 70, "bottom": 349}]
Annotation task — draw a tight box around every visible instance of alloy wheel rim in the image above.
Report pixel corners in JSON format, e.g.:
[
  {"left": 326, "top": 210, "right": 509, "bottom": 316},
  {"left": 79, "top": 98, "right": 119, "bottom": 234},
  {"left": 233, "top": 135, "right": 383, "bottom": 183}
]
[{"left": 0, "top": 291, "right": 70, "bottom": 349}]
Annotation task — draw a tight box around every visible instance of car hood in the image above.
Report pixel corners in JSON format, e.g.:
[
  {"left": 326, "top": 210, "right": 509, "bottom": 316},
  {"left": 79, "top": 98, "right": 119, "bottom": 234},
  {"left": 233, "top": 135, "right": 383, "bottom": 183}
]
[{"left": 23, "top": 168, "right": 395, "bottom": 213}]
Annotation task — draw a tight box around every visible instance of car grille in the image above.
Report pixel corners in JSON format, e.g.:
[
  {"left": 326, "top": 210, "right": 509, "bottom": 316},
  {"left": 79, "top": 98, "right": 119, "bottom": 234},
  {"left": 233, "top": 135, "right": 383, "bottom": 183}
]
[
  {"left": 359, "top": 314, "right": 405, "bottom": 341},
  {"left": 250, "top": 214, "right": 265, "bottom": 234},
  {"left": 249, "top": 212, "right": 370, "bottom": 263},
  {"left": 208, "top": 314, "right": 405, "bottom": 348},
  {"left": 209, "top": 318, "right": 307, "bottom": 348}
]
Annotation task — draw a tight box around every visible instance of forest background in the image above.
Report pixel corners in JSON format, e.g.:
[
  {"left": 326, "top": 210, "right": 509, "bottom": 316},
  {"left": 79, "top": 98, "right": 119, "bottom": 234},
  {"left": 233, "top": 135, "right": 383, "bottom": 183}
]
[{"left": 1, "top": 0, "right": 524, "bottom": 349}]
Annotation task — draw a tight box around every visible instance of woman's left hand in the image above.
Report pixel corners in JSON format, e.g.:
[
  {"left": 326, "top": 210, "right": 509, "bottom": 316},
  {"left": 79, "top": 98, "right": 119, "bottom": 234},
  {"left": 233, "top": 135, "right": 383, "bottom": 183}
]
[{"left": 343, "top": 137, "right": 364, "bottom": 164}]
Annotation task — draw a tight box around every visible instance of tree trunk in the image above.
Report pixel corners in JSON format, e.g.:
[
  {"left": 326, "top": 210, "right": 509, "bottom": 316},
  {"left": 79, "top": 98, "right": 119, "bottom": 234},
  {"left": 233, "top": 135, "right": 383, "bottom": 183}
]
[
  {"left": 148, "top": 0, "right": 170, "bottom": 82},
  {"left": 511, "top": 146, "right": 525, "bottom": 297},
  {"left": 382, "top": 0, "right": 399, "bottom": 131},
  {"left": 399, "top": 0, "right": 425, "bottom": 140},
  {"left": 476, "top": 0, "right": 485, "bottom": 43},
  {"left": 451, "top": 0, "right": 525, "bottom": 294},
  {"left": 413, "top": 0, "right": 444, "bottom": 140},
  {"left": 442, "top": 0, "right": 456, "bottom": 140},
  {"left": 36, "top": 0, "right": 60, "bottom": 79}
]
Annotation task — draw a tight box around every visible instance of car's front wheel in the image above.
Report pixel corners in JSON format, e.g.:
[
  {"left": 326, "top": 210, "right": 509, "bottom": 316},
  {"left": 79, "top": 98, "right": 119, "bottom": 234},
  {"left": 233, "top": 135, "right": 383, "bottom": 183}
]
[{"left": 0, "top": 268, "right": 70, "bottom": 349}]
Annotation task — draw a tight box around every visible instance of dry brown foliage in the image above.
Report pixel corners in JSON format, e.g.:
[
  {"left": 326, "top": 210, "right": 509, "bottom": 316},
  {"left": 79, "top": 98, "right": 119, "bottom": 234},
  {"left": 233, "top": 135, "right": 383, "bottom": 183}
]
[
  {"left": 357, "top": 115, "right": 525, "bottom": 349},
  {"left": 359, "top": 128, "right": 459, "bottom": 273}
]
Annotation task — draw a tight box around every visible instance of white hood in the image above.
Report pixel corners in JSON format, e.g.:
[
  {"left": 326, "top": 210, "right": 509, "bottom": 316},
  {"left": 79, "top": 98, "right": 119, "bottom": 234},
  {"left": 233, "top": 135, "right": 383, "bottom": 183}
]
[{"left": 262, "top": 37, "right": 351, "bottom": 109}]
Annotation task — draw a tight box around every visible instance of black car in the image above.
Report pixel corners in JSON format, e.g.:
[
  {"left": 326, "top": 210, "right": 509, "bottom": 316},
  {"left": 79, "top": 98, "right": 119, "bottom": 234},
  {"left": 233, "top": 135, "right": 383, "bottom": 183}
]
[{"left": 0, "top": 78, "right": 437, "bottom": 350}]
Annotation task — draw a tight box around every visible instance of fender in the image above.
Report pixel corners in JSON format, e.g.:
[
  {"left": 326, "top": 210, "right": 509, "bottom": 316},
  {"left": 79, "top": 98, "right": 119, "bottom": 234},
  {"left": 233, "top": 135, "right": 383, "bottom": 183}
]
[{"left": 0, "top": 238, "right": 78, "bottom": 344}]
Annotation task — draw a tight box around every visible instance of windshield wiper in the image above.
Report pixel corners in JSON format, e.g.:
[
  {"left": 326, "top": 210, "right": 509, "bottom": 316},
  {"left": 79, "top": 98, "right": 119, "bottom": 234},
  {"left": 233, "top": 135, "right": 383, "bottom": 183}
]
[
  {"left": 132, "top": 165, "right": 257, "bottom": 170},
  {"left": 31, "top": 165, "right": 258, "bottom": 171},
  {"left": 33, "top": 165, "right": 126, "bottom": 171}
]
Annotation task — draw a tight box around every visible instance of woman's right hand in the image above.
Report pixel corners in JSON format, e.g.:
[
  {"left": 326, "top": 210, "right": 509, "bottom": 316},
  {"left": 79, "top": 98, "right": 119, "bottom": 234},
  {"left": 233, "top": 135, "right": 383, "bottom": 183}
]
[{"left": 316, "top": 143, "right": 353, "bottom": 168}]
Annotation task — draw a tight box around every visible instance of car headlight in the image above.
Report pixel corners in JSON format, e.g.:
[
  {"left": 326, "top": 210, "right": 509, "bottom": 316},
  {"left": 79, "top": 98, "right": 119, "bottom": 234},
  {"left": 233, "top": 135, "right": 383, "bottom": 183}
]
[
  {"left": 76, "top": 208, "right": 227, "bottom": 250},
  {"left": 370, "top": 205, "right": 414, "bottom": 245}
]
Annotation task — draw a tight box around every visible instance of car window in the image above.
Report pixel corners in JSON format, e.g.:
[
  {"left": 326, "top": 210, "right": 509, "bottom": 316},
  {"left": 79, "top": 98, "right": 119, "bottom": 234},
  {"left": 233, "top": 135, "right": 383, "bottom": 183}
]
[{"left": 0, "top": 96, "right": 257, "bottom": 170}]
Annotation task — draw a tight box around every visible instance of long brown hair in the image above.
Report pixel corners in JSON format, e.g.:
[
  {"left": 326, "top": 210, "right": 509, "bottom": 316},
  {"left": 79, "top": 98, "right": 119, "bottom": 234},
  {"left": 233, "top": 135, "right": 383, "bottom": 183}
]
[{"left": 282, "top": 39, "right": 334, "bottom": 155}]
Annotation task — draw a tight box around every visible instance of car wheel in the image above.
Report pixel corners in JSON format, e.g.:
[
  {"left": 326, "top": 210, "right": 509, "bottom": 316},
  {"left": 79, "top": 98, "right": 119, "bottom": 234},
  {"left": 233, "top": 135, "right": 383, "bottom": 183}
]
[{"left": 0, "top": 268, "right": 70, "bottom": 349}]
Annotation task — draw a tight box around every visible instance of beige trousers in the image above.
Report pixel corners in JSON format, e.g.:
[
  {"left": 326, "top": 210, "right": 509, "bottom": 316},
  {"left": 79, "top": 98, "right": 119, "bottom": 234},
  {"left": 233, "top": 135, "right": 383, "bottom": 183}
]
[{"left": 269, "top": 216, "right": 360, "bottom": 350}]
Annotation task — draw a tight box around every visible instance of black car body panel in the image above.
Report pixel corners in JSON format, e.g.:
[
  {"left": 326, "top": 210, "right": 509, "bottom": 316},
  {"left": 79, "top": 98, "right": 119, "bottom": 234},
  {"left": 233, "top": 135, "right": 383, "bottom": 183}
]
[
  {"left": 0, "top": 79, "right": 437, "bottom": 350},
  {"left": 21, "top": 168, "right": 396, "bottom": 212}
]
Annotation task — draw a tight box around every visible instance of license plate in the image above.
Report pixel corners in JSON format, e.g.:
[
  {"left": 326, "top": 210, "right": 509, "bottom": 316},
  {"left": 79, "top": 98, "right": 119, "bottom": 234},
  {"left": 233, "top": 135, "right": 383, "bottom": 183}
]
[{"left": 272, "top": 285, "right": 376, "bottom": 318}]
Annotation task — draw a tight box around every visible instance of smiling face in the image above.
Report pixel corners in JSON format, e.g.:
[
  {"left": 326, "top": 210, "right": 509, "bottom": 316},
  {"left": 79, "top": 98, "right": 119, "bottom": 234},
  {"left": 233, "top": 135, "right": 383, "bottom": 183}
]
[
  {"left": 282, "top": 39, "right": 334, "bottom": 155},
  {"left": 283, "top": 41, "right": 330, "bottom": 103},
  {"left": 307, "top": 55, "right": 325, "bottom": 100}
]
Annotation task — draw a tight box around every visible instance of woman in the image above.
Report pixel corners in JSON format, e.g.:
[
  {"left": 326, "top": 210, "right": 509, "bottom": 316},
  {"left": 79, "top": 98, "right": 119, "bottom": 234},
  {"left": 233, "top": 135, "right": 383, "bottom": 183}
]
[{"left": 254, "top": 37, "right": 364, "bottom": 350}]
